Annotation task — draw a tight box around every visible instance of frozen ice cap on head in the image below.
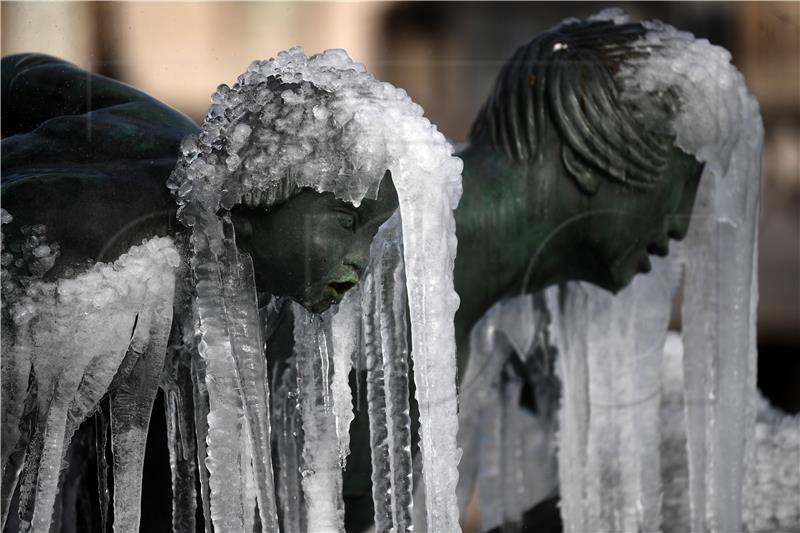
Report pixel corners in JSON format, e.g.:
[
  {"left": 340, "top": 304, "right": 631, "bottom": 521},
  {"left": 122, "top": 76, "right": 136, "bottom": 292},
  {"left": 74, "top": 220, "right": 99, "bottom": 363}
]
[
  {"left": 168, "top": 47, "right": 461, "bottom": 224},
  {"left": 612, "top": 14, "right": 762, "bottom": 180}
]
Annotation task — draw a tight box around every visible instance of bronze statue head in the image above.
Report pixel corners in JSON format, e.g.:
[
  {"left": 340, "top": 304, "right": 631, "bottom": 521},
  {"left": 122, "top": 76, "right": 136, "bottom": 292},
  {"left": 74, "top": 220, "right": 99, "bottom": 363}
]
[
  {"left": 169, "top": 53, "right": 404, "bottom": 313},
  {"left": 461, "top": 18, "right": 703, "bottom": 294}
]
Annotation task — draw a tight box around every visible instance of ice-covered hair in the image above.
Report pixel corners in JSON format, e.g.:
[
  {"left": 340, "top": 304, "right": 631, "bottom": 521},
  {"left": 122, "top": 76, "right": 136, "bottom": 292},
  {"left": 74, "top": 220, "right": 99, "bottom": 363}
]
[
  {"left": 469, "top": 13, "right": 679, "bottom": 194},
  {"left": 168, "top": 48, "right": 415, "bottom": 224}
]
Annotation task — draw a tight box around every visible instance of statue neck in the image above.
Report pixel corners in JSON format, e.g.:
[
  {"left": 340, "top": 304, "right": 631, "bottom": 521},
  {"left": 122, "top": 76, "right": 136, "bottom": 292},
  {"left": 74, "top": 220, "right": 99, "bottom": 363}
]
[{"left": 453, "top": 141, "right": 568, "bottom": 373}]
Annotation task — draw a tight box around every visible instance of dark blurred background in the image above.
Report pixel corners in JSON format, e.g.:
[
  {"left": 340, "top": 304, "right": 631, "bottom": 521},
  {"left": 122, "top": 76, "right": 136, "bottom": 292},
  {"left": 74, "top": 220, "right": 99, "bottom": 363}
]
[{"left": 2, "top": 2, "right": 798, "bottom": 521}]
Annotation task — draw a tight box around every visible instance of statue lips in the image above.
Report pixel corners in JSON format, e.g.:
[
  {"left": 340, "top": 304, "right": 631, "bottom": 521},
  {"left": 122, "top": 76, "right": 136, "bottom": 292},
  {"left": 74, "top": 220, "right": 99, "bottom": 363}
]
[
  {"left": 327, "top": 280, "right": 356, "bottom": 301},
  {"left": 315, "top": 269, "right": 359, "bottom": 310}
]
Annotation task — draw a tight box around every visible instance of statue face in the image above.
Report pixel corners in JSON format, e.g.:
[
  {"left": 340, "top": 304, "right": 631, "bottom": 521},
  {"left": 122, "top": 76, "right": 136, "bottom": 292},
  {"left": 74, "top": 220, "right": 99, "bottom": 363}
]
[
  {"left": 231, "top": 172, "right": 398, "bottom": 313},
  {"left": 577, "top": 146, "right": 703, "bottom": 292}
]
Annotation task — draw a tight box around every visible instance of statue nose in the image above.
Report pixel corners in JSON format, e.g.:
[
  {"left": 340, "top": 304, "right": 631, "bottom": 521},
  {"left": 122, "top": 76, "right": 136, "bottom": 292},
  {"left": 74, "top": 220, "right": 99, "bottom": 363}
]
[
  {"left": 667, "top": 213, "right": 692, "bottom": 241},
  {"left": 345, "top": 234, "right": 374, "bottom": 275},
  {"left": 344, "top": 251, "right": 368, "bottom": 276}
]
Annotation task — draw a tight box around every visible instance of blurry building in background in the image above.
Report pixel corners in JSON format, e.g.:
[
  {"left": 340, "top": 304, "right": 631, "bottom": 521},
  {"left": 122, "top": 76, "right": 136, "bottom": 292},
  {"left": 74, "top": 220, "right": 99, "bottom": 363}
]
[{"left": 3, "top": 1, "right": 798, "bottom": 411}]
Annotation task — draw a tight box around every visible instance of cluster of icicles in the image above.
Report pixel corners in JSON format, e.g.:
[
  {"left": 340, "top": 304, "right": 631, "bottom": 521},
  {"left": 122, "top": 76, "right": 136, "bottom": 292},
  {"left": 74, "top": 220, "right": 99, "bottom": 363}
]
[
  {"left": 179, "top": 211, "right": 440, "bottom": 533},
  {"left": 1, "top": 223, "right": 180, "bottom": 533},
  {"left": 162, "top": 212, "right": 431, "bottom": 533},
  {"left": 0, "top": 213, "right": 457, "bottom": 533}
]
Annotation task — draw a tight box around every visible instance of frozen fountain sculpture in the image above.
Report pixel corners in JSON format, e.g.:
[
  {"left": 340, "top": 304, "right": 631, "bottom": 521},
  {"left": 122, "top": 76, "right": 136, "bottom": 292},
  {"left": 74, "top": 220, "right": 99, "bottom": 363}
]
[
  {"left": 1, "top": 49, "right": 464, "bottom": 532},
  {"left": 451, "top": 11, "right": 775, "bottom": 533}
]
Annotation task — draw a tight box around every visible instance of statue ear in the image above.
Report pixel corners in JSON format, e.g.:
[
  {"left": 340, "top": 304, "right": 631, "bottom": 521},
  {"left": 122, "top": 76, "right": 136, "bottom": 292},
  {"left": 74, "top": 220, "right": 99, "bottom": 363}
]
[{"left": 561, "top": 145, "right": 599, "bottom": 195}]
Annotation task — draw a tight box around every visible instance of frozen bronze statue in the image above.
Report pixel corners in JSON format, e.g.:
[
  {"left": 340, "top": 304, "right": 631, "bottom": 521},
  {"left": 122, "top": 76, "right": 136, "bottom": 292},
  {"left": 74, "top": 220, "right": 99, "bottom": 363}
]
[
  {"left": 451, "top": 11, "right": 793, "bottom": 533},
  {"left": 2, "top": 10, "right": 794, "bottom": 533},
  {"left": 1, "top": 49, "right": 464, "bottom": 533}
]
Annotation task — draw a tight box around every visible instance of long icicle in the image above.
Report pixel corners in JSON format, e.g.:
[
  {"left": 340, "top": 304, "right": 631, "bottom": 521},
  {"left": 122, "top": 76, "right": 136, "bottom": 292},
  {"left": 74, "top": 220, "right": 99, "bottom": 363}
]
[
  {"left": 396, "top": 171, "right": 462, "bottom": 533},
  {"left": 362, "top": 267, "right": 393, "bottom": 531},
  {"left": 220, "top": 217, "right": 279, "bottom": 531},
  {"left": 294, "top": 304, "right": 344, "bottom": 532},
  {"left": 163, "top": 350, "right": 198, "bottom": 533},
  {"left": 190, "top": 353, "right": 213, "bottom": 533},
  {"left": 189, "top": 221, "right": 247, "bottom": 532},
  {"left": 1, "top": 317, "right": 32, "bottom": 529},
  {"left": 328, "top": 287, "right": 360, "bottom": 468},
  {"left": 95, "top": 406, "right": 110, "bottom": 533},
  {"left": 110, "top": 300, "right": 173, "bottom": 533},
  {"left": 378, "top": 234, "right": 413, "bottom": 531},
  {"left": 681, "top": 126, "right": 760, "bottom": 532},
  {"left": 272, "top": 359, "right": 304, "bottom": 533}
]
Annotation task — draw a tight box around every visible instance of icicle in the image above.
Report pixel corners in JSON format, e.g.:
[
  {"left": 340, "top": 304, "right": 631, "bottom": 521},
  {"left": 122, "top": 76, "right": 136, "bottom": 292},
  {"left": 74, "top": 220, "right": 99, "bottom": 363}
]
[
  {"left": 220, "top": 217, "right": 279, "bottom": 531},
  {"left": 549, "top": 283, "right": 591, "bottom": 533},
  {"left": 393, "top": 155, "right": 463, "bottom": 533},
  {"left": 659, "top": 334, "right": 800, "bottom": 532},
  {"left": 1, "top": 317, "right": 32, "bottom": 528},
  {"left": 500, "top": 377, "right": 526, "bottom": 528},
  {"left": 377, "top": 228, "right": 413, "bottom": 531},
  {"left": 362, "top": 267, "right": 393, "bottom": 531},
  {"left": 476, "top": 392, "right": 504, "bottom": 531},
  {"left": 189, "top": 220, "right": 248, "bottom": 532},
  {"left": 23, "top": 290, "right": 155, "bottom": 531},
  {"left": 95, "top": 408, "right": 110, "bottom": 533},
  {"left": 683, "top": 76, "right": 760, "bottom": 533},
  {"left": 456, "top": 309, "right": 508, "bottom": 522},
  {"left": 681, "top": 149, "right": 760, "bottom": 533},
  {"left": 163, "top": 350, "right": 198, "bottom": 533},
  {"left": 658, "top": 333, "right": 691, "bottom": 532},
  {"left": 272, "top": 361, "right": 304, "bottom": 533},
  {"left": 293, "top": 304, "right": 345, "bottom": 532},
  {"left": 110, "top": 300, "right": 173, "bottom": 533},
  {"left": 551, "top": 256, "right": 675, "bottom": 532},
  {"left": 361, "top": 214, "right": 415, "bottom": 532},
  {"left": 3, "top": 236, "right": 179, "bottom": 533},
  {"left": 328, "top": 286, "right": 360, "bottom": 466},
  {"left": 241, "top": 419, "right": 258, "bottom": 533},
  {"left": 187, "top": 214, "right": 281, "bottom": 532},
  {"left": 190, "top": 354, "right": 213, "bottom": 533}
]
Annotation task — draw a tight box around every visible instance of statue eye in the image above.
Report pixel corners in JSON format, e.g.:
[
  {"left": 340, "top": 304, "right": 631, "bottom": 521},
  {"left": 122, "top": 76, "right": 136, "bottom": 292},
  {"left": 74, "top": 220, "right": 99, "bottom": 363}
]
[{"left": 337, "top": 212, "right": 357, "bottom": 231}]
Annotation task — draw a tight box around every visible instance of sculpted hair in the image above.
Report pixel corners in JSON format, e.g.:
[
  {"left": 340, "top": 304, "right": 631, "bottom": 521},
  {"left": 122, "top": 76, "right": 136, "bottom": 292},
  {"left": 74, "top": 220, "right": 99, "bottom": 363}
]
[{"left": 469, "top": 18, "right": 677, "bottom": 194}]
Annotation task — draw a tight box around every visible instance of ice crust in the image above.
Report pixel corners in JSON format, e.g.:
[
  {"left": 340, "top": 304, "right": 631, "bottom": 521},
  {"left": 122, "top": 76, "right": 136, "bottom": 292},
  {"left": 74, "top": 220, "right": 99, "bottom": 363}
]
[
  {"left": 0, "top": 233, "right": 179, "bottom": 532},
  {"left": 169, "top": 47, "right": 462, "bottom": 215}
]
